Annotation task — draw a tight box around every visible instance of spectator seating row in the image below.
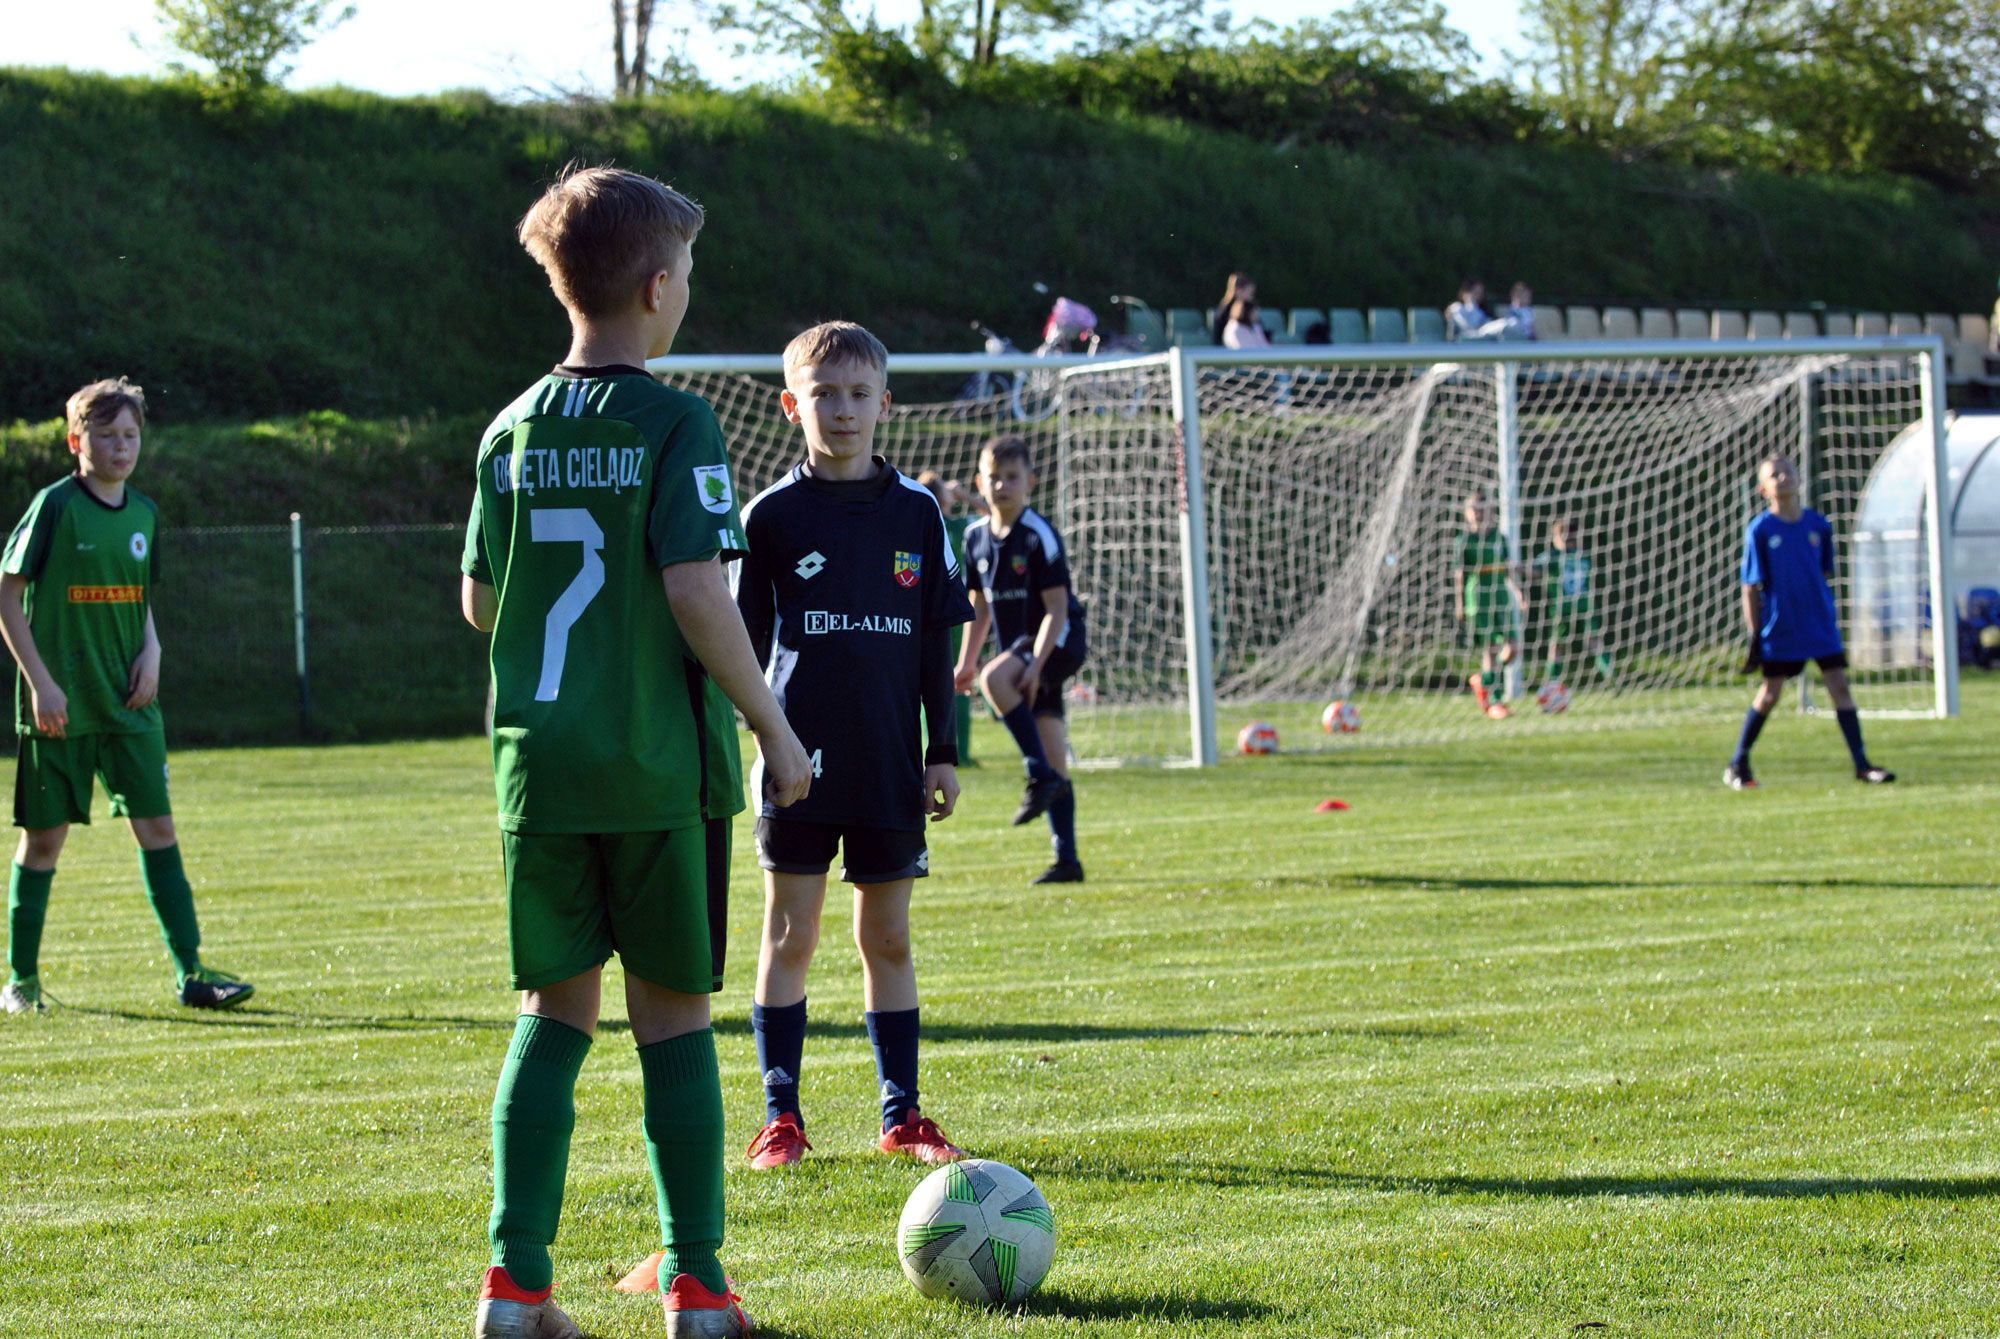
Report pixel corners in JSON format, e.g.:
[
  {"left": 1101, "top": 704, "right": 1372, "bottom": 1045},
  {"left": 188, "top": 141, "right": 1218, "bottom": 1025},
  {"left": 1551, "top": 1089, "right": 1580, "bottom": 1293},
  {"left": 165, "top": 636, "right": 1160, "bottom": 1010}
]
[{"left": 1157, "top": 306, "right": 1998, "bottom": 385}]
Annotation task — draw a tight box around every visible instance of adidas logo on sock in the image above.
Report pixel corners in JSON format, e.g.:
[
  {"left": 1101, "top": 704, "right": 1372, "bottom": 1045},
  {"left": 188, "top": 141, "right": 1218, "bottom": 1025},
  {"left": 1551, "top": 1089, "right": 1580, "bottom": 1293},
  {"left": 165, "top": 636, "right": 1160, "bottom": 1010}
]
[
  {"left": 763, "top": 1067, "right": 795, "bottom": 1087},
  {"left": 881, "top": 1079, "right": 908, "bottom": 1100}
]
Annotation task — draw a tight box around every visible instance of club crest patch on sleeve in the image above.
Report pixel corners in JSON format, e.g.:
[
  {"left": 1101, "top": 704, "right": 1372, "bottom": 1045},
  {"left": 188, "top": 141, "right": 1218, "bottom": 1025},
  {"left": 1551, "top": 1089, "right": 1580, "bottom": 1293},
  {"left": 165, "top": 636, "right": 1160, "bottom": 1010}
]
[
  {"left": 693, "top": 464, "right": 734, "bottom": 514},
  {"left": 893, "top": 551, "right": 922, "bottom": 588}
]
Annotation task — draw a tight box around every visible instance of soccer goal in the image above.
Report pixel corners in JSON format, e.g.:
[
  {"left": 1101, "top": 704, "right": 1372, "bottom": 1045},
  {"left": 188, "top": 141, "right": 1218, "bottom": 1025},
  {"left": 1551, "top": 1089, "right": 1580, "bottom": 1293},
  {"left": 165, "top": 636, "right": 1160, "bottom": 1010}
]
[{"left": 650, "top": 337, "right": 1956, "bottom": 767}]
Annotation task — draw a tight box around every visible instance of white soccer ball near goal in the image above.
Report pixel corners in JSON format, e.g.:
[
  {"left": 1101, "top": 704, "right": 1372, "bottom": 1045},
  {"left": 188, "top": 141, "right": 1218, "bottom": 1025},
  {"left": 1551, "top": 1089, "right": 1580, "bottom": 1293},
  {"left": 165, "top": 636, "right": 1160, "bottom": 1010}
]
[
  {"left": 1321, "top": 700, "right": 1361, "bottom": 733},
  {"left": 1237, "top": 721, "right": 1279, "bottom": 754},
  {"left": 1537, "top": 681, "right": 1571, "bottom": 714},
  {"left": 898, "top": 1158, "right": 1055, "bottom": 1306}
]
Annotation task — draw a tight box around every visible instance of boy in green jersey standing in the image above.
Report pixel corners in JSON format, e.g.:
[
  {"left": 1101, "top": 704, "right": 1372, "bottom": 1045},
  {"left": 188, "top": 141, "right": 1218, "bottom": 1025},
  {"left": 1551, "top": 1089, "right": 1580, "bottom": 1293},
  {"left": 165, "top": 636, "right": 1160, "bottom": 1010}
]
[
  {"left": 1453, "top": 492, "right": 1525, "bottom": 719},
  {"left": 0, "top": 377, "right": 252, "bottom": 1015},
  {"left": 1533, "top": 516, "right": 1613, "bottom": 694},
  {"left": 461, "top": 166, "right": 812, "bottom": 1339}
]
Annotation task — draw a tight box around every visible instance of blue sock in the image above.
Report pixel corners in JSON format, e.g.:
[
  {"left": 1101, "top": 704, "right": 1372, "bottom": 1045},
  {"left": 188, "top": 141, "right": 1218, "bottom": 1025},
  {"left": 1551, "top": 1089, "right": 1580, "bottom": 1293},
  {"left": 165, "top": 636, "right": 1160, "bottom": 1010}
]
[
  {"left": 1732, "top": 707, "right": 1768, "bottom": 768},
  {"left": 1835, "top": 708, "right": 1869, "bottom": 769},
  {"left": 1000, "top": 703, "right": 1053, "bottom": 780},
  {"left": 864, "top": 1007, "right": 921, "bottom": 1131},
  {"left": 751, "top": 997, "right": 806, "bottom": 1123},
  {"left": 1047, "top": 783, "right": 1077, "bottom": 864}
]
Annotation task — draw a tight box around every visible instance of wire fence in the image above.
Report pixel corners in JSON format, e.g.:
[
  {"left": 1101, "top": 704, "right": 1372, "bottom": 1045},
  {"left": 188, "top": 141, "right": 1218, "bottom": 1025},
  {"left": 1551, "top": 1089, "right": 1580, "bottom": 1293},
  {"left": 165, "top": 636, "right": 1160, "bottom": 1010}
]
[{"left": 139, "top": 521, "right": 484, "bottom": 745}]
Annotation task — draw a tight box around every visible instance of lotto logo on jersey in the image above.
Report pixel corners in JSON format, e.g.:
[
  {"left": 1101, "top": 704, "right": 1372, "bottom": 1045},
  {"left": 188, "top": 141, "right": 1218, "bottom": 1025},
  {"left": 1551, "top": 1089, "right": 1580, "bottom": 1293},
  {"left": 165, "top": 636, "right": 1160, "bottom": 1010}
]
[
  {"left": 893, "top": 551, "right": 921, "bottom": 588},
  {"left": 692, "top": 464, "right": 734, "bottom": 514},
  {"left": 803, "top": 611, "right": 915, "bottom": 636},
  {"left": 68, "top": 585, "right": 144, "bottom": 603}
]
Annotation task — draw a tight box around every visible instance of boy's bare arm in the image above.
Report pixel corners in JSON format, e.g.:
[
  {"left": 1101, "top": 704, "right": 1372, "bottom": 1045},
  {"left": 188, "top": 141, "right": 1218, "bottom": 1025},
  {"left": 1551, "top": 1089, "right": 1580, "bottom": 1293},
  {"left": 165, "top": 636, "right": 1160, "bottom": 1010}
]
[
  {"left": 1020, "top": 586, "right": 1071, "bottom": 707},
  {"left": 1453, "top": 569, "right": 1465, "bottom": 618},
  {"left": 461, "top": 575, "right": 498, "bottom": 632},
  {"left": 662, "top": 557, "right": 812, "bottom": 806},
  {"left": 954, "top": 592, "right": 991, "bottom": 690},
  {"left": 1738, "top": 585, "right": 1764, "bottom": 673},
  {"left": 126, "top": 607, "right": 162, "bottom": 710},
  {"left": 0, "top": 574, "right": 65, "bottom": 736}
]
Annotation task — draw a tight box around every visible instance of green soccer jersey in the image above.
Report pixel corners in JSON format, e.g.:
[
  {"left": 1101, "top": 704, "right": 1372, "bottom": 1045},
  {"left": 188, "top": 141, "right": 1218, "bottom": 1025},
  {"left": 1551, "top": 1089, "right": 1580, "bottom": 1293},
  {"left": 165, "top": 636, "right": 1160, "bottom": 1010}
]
[
  {"left": 1456, "top": 528, "right": 1511, "bottom": 615},
  {"left": 463, "top": 368, "right": 748, "bottom": 834},
  {"left": 1536, "top": 548, "right": 1593, "bottom": 608},
  {"left": 2, "top": 476, "right": 162, "bottom": 738}
]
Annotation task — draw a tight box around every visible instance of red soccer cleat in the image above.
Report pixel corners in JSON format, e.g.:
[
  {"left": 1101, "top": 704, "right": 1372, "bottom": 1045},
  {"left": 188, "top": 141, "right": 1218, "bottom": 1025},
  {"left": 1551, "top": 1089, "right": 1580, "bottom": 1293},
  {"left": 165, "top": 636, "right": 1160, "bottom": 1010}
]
[
  {"left": 1469, "top": 674, "right": 1490, "bottom": 713},
  {"left": 1485, "top": 701, "right": 1511, "bottom": 720},
  {"left": 475, "top": 1266, "right": 581, "bottom": 1339},
  {"left": 663, "top": 1272, "right": 753, "bottom": 1339},
  {"left": 745, "top": 1112, "right": 810, "bottom": 1169},
  {"left": 879, "top": 1111, "right": 966, "bottom": 1164}
]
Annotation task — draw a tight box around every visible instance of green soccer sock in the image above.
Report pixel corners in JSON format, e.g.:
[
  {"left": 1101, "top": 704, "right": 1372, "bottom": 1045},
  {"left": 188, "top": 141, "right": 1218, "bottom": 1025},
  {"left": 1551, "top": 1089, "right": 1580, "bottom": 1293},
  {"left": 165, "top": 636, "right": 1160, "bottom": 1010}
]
[
  {"left": 1548, "top": 658, "right": 1565, "bottom": 682},
  {"left": 1480, "top": 669, "right": 1497, "bottom": 695},
  {"left": 489, "top": 1014, "right": 593, "bottom": 1292},
  {"left": 138, "top": 844, "right": 202, "bottom": 983},
  {"left": 640, "top": 1028, "right": 728, "bottom": 1294},
  {"left": 1596, "top": 652, "right": 1614, "bottom": 679},
  {"left": 8, "top": 864, "right": 54, "bottom": 984}
]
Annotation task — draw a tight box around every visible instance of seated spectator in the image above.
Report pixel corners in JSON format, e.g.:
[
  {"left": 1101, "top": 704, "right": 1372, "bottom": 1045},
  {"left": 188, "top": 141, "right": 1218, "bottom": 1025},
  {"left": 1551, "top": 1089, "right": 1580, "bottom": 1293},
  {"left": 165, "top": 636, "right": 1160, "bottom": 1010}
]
[
  {"left": 1503, "top": 282, "right": 1538, "bottom": 340},
  {"left": 1223, "top": 298, "right": 1273, "bottom": 350},
  {"left": 1447, "top": 278, "right": 1510, "bottom": 342},
  {"left": 1214, "top": 272, "right": 1255, "bottom": 344},
  {"left": 1303, "top": 319, "right": 1331, "bottom": 345}
]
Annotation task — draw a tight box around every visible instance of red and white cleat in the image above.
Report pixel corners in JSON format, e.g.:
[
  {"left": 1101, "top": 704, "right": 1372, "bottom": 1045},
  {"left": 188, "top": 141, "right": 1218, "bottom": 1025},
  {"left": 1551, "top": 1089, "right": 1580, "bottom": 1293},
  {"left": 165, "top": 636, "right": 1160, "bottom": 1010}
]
[
  {"left": 474, "top": 1266, "right": 581, "bottom": 1339},
  {"left": 663, "top": 1272, "right": 754, "bottom": 1339},
  {"left": 745, "top": 1112, "right": 810, "bottom": 1170},
  {"left": 879, "top": 1111, "right": 966, "bottom": 1164}
]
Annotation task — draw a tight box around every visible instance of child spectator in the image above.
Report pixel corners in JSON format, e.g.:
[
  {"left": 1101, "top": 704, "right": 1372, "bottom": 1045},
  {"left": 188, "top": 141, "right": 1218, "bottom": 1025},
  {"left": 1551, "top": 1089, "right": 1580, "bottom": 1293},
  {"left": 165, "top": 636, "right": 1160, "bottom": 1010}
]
[
  {"left": 1447, "top": 279, "right": 1509, "bottom": 342},
  {"left": 1223, "top": 298, "right": 1273, "bottom": 350},
  {"left": 1213, "top": 272, "right": 1256, "bottom": 344},
  {"left": 1504, "top": 282, "right": 1539, "bottom": 340}
]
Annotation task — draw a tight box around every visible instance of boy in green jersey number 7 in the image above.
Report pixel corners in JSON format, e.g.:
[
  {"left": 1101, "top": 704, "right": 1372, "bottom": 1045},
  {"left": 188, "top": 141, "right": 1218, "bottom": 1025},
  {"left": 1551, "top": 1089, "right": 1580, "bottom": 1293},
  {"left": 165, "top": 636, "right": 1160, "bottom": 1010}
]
[
  {"left": 460, "top": 166, "right": 813, "bottom": 1339},
  {"left": 0, "top": 378, "right": 252, "bottom": 1016},
  {"left": 1453, "top": 492, "right": 1526, "bottom": 719}
]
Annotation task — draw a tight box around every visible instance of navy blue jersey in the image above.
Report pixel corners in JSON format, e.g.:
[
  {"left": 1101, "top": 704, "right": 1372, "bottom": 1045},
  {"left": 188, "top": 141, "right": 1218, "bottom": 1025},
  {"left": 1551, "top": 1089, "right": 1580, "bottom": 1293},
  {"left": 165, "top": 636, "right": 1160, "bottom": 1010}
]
[
  {"left": 1740, "top": 508, "right": 1842, "bottom": 661},
  {"left": 737, "top": 461, "right": 973, "bottom": 830},
  {"left": 963, "top": 507, "right": 1086, "bottom": 651}
]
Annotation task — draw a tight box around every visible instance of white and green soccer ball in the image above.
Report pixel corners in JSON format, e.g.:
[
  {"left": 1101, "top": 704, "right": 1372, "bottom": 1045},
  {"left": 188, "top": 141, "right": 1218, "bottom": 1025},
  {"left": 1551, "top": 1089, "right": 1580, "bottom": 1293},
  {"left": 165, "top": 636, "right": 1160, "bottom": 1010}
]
[{"left": 897, "top": 1158, "right": 1055, "bottom": 1306}]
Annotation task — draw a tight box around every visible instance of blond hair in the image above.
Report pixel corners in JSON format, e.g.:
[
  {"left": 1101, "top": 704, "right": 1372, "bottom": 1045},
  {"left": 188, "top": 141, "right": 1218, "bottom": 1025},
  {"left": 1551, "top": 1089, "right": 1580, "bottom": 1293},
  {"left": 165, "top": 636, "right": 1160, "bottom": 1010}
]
[
  {"left": 783, "top": 321, "right": 888, "bottom": 384},
  {"left": 66, "top": 377, "right": 146, "bottom": 436},
  {"left": 518, "top": 165, "right": 704, "bottom": 319}
]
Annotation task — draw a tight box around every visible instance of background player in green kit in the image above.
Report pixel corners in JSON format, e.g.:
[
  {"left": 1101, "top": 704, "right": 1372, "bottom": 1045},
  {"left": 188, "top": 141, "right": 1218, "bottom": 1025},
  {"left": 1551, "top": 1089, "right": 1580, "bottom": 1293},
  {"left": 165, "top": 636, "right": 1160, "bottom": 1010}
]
[
  {"left": 460, "top": 166, "right": 812, "bottom": 1339},
  {"left": 1533, "top": 516, "right": 1613, "bottom": 694},
  {"left": 0, "top": 377, "right": 252, "bottom": 1015},
  {"left": 1453, "top": 492, "right": 1525, "bottom": 719}
]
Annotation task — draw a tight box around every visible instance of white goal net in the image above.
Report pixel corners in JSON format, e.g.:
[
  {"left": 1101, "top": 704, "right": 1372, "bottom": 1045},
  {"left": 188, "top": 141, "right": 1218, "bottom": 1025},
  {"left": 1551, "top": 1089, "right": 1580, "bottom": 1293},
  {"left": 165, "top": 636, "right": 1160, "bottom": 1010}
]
[{"left": 652, "top": 340, "right": 1954, "bottom": 766}]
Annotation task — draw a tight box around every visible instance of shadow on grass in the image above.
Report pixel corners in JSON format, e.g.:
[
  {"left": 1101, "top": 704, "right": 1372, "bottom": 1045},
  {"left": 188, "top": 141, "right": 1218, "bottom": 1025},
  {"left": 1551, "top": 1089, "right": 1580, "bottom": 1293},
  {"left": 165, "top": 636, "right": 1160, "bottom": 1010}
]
[
  {"left": 1023, "top": 1286, "right": 1274, "bottom": 1323},
  {"left": 1113, "top": 1159, "right": 2000, "bottom": 1200},
  {"left": 1340, "top": 872, "right": 1995, "bottom": 894}
]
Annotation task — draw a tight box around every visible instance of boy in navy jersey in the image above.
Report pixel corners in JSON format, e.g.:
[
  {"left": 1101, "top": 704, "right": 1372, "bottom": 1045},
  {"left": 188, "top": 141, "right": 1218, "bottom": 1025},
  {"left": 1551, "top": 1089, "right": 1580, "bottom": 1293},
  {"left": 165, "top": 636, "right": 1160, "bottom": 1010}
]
[
  {"left": 954, "top": 436, "right": 1087, "bottom": 884},
  {"left": 1726, "top": 454, "right": 1894, "bottom": 789},
  {"left": 735, "top": 322, "right": 974, "bottom": 1168}
]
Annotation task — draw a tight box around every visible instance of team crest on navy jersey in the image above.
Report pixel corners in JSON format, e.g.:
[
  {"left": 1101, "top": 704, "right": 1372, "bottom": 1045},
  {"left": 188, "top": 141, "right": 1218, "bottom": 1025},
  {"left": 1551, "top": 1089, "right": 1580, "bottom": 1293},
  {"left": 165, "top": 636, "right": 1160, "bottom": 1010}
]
[
  {"left": 1010, "top": 553, "right": 1029, "bottom": 575},
  {"left": 893, "top": 550, "right": 921, "bottom": 588}
]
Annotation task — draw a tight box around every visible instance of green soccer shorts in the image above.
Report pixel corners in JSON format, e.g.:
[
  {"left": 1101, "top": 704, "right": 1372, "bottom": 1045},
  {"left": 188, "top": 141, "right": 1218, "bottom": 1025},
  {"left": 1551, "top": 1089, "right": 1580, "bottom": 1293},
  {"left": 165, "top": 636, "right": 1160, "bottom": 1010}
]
[
  {"left": 1550, "top": 599, "right": 1601, "bottom": 645},
  {"left": 13, "top": 729, "right": 171, "bottom": 829},
  {"left": 1466, "top": 607, "right": 1514, "bottom": 644},
  {"left": 499, "top": 817, "right": 730, "bottom": 994}
]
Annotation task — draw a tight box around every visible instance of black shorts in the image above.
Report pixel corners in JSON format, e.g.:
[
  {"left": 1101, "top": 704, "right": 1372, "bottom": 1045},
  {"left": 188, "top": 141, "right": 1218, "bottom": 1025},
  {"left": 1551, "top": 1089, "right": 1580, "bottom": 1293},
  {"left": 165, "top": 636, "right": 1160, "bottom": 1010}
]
[
  {"left": 1764, "top": 651, "right": 1848, "bottom": 679},
  {"left": 756, "top": 817, "right": 929, "bottom": 884},
  {"left": 1004, "top": 629, "right": 1088, "bottom": 719}
]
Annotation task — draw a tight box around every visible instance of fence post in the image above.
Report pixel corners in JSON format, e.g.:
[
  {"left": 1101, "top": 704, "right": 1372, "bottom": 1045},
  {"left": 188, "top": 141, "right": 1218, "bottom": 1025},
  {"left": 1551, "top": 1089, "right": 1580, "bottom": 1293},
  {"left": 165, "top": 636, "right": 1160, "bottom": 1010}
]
[{"left": 291, "top": 513, "right": 312, "bottom": 735}]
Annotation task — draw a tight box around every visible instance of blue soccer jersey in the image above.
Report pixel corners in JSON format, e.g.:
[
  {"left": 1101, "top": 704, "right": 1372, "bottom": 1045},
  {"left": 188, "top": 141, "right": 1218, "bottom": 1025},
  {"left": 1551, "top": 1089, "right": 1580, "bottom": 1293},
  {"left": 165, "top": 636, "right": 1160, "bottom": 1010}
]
[
  {"left": 1740, "top": 509, "right": 1842, "bottom": 661},
  {"left": 963, "top": 507, "right": 1086, "bottom": 651},
  {"left": 736, "top": 461, "right": 973, "bottom": 830}
]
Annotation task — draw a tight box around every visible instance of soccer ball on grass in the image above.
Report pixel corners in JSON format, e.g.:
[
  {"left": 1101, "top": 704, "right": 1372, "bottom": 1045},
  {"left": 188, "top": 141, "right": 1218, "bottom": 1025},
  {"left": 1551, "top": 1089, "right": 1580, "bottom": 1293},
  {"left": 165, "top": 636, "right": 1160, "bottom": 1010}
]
[
  {"left": 1321, "top": 700, "right": 1360, "bottom": 733},
  {"left": 898, "top": 1158, "right": 1055, "bottom": 1306},
  {"left": 1237, "top": 721, "right": 1279, "bottom": 754},
  {"left": 1536, "top": 681, "right": 1571, "bottom": 714}
]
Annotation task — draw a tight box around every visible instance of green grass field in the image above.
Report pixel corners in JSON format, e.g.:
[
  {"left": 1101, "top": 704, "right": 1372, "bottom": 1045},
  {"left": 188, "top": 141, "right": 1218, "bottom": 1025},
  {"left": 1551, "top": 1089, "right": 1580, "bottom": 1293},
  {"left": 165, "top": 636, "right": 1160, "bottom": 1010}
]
[{"left": 7, "top": 691, "right": 2000, "bottom": 1335}]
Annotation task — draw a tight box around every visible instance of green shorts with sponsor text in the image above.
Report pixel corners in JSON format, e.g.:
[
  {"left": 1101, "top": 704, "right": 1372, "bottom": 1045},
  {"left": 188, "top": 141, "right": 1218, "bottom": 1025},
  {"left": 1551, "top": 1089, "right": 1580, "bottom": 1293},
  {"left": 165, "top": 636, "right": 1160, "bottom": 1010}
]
[
  {"left": 14, "top": 729, "right": 171, "bottom": 829},
  {"left": 500, "top": 817, "right": 730, "bottom": 994}
]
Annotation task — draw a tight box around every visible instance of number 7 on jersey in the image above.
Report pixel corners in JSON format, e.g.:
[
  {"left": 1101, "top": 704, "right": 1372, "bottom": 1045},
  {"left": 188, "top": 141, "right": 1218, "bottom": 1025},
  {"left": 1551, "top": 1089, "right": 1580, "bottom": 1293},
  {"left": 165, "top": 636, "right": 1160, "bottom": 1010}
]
[{"left": 531, "top": 508, "right": 606, "bottom": 701}]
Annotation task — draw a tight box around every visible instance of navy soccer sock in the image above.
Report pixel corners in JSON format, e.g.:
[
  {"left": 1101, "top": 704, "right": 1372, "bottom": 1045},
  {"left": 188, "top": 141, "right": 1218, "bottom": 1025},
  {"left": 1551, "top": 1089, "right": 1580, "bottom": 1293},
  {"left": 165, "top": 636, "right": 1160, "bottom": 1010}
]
[
  {"left": 1732, "top": 707, "right": 1769, "bottom": 768},
  {"left": 1834, "top": 708, "right": 1870, "bottom": 769},
  {"left": 1047, "top": 784, "right": 1078, "bottom": 864},
  {"left": 865, "top": 1007, "right": 921, "bottom": 1131},
  {"left": 1000, "top": 703, "right": 1053, "bottom": 781},
  {"left": 751, "top": 997, "right": 807, "bottom": 1123}
]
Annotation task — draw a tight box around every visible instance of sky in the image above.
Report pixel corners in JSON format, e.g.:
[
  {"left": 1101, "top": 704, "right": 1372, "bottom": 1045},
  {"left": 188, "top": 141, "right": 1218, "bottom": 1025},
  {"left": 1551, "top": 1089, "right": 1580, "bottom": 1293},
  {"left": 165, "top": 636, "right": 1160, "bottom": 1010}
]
[{"left": 7, "top": 0, "right": 1526, "bottom": 99}]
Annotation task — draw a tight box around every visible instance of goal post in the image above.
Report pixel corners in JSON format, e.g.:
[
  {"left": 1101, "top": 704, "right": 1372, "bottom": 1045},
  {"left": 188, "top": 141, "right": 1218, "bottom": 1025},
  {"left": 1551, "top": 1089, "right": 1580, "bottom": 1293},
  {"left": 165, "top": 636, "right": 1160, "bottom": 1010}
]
[{"left": 649, "top": 336, "right": 1955, "bottom": 768}]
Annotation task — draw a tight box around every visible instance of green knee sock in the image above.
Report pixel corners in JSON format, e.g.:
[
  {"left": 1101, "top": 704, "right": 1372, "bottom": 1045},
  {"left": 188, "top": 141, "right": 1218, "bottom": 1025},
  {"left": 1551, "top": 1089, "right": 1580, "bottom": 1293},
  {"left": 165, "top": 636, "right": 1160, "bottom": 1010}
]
[
  {"left": 489, "top": 1014, "right": 593, "bottom": 1292},
  {"left": 1548, "top": 659, "right": 1564, "bottom": 681},
  {"left": 1480, "top": 669, "right": 1497, "bottom": 694},
  {"left": 8, "top": 864, "right": 53, "bottom": 983},
  {"left": 1596, "top": 651, "right": 1614, "bottom": 679},
  {"left": 641, "top": 1028, "right": 727, "bottom": 1294},
  {"left": 138, "top": 844, "right": 202, "bottom": 983}
]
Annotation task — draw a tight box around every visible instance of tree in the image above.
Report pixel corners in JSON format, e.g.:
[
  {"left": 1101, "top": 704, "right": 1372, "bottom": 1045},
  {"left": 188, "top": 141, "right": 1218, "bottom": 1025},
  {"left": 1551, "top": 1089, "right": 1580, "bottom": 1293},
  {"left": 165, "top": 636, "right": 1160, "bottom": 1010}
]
[{"left": 153, "top": 0, "right": 355, "bottom": 101}]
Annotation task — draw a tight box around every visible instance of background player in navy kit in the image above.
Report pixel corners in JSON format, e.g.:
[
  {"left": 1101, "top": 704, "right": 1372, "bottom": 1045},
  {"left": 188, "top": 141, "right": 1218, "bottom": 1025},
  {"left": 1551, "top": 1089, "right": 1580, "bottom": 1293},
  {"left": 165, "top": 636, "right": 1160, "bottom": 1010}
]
[
  {"left": 735, "top": 322, "right": 974, "bottom": 1168},
  {"left": 954, "top": 436, "right": 1087, "bottom": 884},
  {"left": 1726, "top": 454, "right": 1894, "bottom": 790}
]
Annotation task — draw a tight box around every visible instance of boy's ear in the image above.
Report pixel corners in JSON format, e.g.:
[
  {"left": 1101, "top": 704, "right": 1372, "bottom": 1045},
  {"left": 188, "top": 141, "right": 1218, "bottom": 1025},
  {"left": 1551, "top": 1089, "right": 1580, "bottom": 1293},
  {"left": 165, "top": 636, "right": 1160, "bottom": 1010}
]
[
  {"left": 65, "top": 433, "right": 82, "bottom": 453},
  {"left": 880, "top": 388, "right": 893, "bottom": 411},
  {"left": 642, "top": 269, "right": 669, "bottom": 312},
  {"left": 779, "top": 388, "right": 803, "bottom": 424}
]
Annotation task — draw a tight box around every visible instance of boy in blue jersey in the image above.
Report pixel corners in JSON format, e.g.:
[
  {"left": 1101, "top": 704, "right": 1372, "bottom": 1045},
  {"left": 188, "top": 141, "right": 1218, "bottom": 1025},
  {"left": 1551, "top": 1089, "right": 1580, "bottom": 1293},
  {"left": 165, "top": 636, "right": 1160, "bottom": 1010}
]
[
  {"left": 955, "top": 436, "right": 1087, "bottom": 883},
  {"left": 1725, "top": 454, "right": 1894, "bottom": 790},
  {"left": 734, "top": 322, "right": 975, "bottom": 1170}
]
